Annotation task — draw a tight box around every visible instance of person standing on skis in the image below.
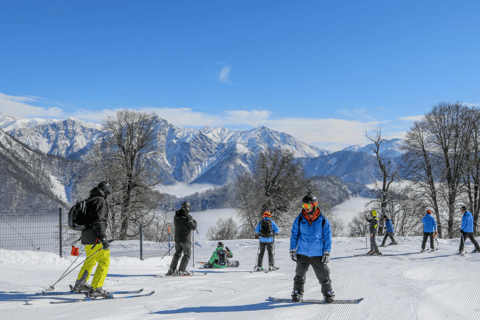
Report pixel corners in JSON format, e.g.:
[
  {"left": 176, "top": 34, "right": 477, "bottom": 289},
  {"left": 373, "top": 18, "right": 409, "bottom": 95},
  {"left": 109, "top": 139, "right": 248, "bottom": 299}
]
[
  {"left": 204, "top": 242, "right": 234, "bottom": 268},
  {"left": 254, "top": 211, "right": 280, "bottom": 271},
  {"left": 73, "top": 181, "right": 113, "bottom": 298},
  {"left": 365, "top": 210, "right": 381, "bottom": 255},
  {"left": 165, "top": 202, "right": 197, "bottom": 276},
  {"left": 380, "top": 216, "right": 398, "bottom": 247},
  {"left": 459, "top": 206, "right": 480, "bottom": 254},
  {"left": 421, "top": 210, "right": 437, "bottom": 252},
  {"left": 289, "top": 193, "right": 335, "bottom": 303}
]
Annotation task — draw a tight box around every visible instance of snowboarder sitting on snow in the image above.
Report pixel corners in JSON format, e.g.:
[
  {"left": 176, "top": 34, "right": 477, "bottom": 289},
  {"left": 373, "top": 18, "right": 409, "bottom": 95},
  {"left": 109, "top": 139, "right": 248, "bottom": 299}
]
[
  {"left": 421, "top": 210, "right": 437, "bottom": 252},
  {"left": 165, "top": 202, "right": 197, "bottom": 276},
  {"left": 289, "top": 193, "right": 335, "bottom": 303},
  {"left": 459, "top": 206, "right": 480, "bottom": 254},
  {"left": 365, "top": 210, "right": 381, "bottom": 255},
  {"left": 73, "top": 181, "right": 113, "bottom": 298},
  {"left": 380, "top": 216, "right": 398, "bottom": 247},
  {"left": 204, "top": 242, "right": 234, "bottom": 268},
  {"left": 254, "top": 211, "right": 280, "bottom": 271}
]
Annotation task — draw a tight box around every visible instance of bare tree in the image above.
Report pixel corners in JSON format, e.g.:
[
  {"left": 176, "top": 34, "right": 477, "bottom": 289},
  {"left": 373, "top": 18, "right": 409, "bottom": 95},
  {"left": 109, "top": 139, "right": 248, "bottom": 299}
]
[
  {"left": 235, "top": 148, "right": 311, "bottom": 238},
  {"left": 206, "top": 217, "right": 239, "bottom": 241},
  {"left": 366, "top": 127, "right": 399, "bottom": 235},
  {"left": 347, "top": 212, "right": 368, "bottom": 237}
]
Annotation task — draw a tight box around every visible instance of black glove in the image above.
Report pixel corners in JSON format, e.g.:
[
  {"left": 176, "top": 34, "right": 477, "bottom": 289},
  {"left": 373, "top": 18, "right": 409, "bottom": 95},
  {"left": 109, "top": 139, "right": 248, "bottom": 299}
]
[
  {"left": 289, "top": 249, "right": 297, "bottom": 261},
  {"left": 101, "top": 238, "right": 110, "bottom": 250},
  {"left": 322, "top": 251, "right": 330, "bottom": 264},
  {"left": 226, "top": 247, "right": 230, "bottom": 252}
]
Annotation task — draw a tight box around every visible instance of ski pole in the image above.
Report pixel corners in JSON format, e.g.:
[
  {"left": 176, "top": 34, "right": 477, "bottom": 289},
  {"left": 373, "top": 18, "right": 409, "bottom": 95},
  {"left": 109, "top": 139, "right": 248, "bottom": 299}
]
[
  {"left": 161, "top": 244, "right": 175, "bottom": 259},
  {"left": 255, "top": 242, "right": 261, "bottom": 270},
  {"left": 192, "top": 230, "right": 195, "bottom": 267}
]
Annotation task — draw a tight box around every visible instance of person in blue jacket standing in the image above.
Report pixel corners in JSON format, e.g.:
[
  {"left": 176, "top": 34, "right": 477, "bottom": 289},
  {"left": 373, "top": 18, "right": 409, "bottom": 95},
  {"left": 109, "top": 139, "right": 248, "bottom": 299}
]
[
  {"left": 289, "top": 193, "right": 335, "bottom": 303},
  {"left": 459, "top": 206, "right": 480, "bottom": 254},
  {"left": 380, "top": 216, "right": 398, "bottom": 246},
  {"left": 254, "top": 211, "right": 280, "bottom": 271},
  {"left": 421, "top": 210, "right": 437, "bottom": 252}
]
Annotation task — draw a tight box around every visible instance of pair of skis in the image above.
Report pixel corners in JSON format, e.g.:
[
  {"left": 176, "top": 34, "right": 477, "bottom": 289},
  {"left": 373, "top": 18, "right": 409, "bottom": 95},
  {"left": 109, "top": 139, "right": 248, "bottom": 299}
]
[
  {"left": 155, "top": 271, "right": 207, "bottom": 278},
  {"left": 43, "top": 287, "right": 154, "bottom": 304},
  {"left": 250, "top": 266, "right": 280, "bottom": 273}
]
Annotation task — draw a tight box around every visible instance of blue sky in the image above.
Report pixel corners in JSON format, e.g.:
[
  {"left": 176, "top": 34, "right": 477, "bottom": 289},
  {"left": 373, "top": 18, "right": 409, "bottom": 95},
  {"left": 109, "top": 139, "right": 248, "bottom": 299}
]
[{"left": 1, "top": 0, "right": 479, "bottom": 150}]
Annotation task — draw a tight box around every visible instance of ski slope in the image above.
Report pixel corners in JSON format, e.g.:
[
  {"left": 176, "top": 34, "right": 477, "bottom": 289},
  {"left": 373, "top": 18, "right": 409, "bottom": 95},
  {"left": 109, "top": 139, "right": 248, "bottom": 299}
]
[{"left": 1, "top": 237, "right": 480, "bottom": 320}]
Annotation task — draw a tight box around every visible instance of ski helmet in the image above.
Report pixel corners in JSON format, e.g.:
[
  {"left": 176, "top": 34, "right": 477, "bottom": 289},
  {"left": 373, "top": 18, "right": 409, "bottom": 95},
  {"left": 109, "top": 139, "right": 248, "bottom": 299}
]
[
  {"left": 181, "top": 202, "right": 191, "bottom": 213},
  {"left": 427, "top": 210, "right": 431, "bottom": 214},
  {"left": 97, "top": 181, "right": 112, "bottom": 197},
  {"left": 461, "top": 206, "right": 467, "bottom": 211},
  {"left": 217, "top": 241, "right": 224, "bottom": 248},
  {"left": 302, "top": 193, "right": 318, "bottom": 210},
  {"left": 262, "top": 211, "right": 272, "bottom": 218}
]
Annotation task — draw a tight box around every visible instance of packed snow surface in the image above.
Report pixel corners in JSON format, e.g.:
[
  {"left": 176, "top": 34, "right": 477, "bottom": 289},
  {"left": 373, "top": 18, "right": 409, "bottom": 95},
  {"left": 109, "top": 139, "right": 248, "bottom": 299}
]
[{"left": 1, "top": 237, "right": 480, "bottom": 319}]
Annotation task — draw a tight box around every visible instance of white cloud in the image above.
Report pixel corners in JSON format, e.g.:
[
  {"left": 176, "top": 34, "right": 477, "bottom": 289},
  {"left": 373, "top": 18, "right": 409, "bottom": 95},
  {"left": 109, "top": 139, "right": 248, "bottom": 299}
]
[
  {"left": 0, "top": 93, "right": 64, "bottom": 118},
  {"left": 219, "top": 66, "right": 231, "bottom": 83},
  {"left": 397, "top": 115, "right": 424, "bottom": 122},
  {"left": 465, "top": 102, "right": 480, "bottom": 107}
]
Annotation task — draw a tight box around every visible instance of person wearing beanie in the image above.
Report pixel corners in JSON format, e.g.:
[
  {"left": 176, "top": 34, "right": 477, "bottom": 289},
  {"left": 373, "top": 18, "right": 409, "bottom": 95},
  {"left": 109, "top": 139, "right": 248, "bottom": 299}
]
[
  {"left": 365, "top": 210, "right": 381, "bottom": 255},
  {"left": 459, "top": 206, "right": 480, "bottom": 254},
  {"left": 254, "top": 211, "right": 280, "bottom": 271},
  {"left": 421, "top": 210, "right": 437, "bottom": 252},
  {"left": 380, "top": 216, "right": 398, "bottom": 246}
]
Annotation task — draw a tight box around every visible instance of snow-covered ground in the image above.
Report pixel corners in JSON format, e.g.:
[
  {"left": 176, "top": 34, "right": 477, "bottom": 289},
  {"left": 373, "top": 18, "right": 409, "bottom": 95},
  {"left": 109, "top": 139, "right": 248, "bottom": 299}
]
[{"left": 2, "top": 236, "right": 480, "bottom": 319}]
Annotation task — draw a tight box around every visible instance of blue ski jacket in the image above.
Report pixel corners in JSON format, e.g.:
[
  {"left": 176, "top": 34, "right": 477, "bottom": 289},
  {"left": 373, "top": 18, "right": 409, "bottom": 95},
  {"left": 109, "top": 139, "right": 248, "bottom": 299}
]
[
  {"left": 290, "top": 212, "right": 332, "bottom": 256},
  {"left": 461, "top": 211, "right": 474, "bottom": 233},
  {"left": 386, "top": 219, "right": 394, "bottom": 233},
  {"left": 255, "top": 217, "right": 280, "bottom": 243},
  {"left": 422, "top": 214, "right": 437, "bottom": 233}
]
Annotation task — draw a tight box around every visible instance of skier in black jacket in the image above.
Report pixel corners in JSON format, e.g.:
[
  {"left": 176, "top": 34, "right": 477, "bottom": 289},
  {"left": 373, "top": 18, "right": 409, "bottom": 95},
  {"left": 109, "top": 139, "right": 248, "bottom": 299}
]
[
  {"left": 73, "top": 181, "right": 113, "bottom": 298},
  {"left": 365, "top": 210, "right": 381, "bottom": 255},
  {"left": 166, "top": 202, "right": 197, "bottom": 276}
]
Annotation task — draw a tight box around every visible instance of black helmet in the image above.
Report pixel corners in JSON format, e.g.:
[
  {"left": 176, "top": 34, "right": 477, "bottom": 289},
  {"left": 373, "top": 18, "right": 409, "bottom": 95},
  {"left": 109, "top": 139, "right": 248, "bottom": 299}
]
[
  {"left": 181, "top": 202, "right": 191, "bottom": 213},
  {"left": 461, "top": 205, "right": 467, "bottom": 211},
  {"left": 217, "top": 241, "right": 224, "bottom": 248},
  {"left": 302, "top": 193, "right": 318, "bottom": 206},
  {"left": 97, "top": 181, "right": 112, "bottom": 197}
]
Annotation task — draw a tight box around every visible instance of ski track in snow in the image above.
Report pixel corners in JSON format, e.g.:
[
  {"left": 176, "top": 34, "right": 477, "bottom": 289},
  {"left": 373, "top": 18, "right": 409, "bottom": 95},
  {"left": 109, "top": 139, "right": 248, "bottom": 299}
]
[{"left": 2, "top": 237, "right": 480, "bottom": 319}]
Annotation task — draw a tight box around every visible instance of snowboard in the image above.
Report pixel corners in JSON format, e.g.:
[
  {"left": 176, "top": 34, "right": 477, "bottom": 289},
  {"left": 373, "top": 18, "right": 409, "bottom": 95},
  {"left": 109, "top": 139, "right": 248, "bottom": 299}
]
[
  {"left": 195, "top": 260, "right": 240, "bottom": 268},
  {"left": 353, "top": 253, "right": 392, "bottom": 257},
  {"left": 268, "top": 296, "right": 364, "bottom": 304}
]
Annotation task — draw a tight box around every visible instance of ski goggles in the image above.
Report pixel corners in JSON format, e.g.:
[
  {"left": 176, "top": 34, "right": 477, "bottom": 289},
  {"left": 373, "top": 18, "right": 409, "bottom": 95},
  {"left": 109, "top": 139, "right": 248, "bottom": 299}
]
[{"left": 302, "top": 202, "right": 318, "bottom": 210}]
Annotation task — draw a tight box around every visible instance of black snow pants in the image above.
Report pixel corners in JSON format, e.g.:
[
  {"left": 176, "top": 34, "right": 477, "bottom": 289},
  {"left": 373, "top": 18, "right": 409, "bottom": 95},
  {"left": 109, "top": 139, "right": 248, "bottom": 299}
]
[
  {"left": 170, "top": 242, "right": 192, "bottom": 272},
  {"left": 381, "top": 232, "right": 396, "bottom": 246},
  {"left": 293, "top": 254, "right": 333, "bottom": 296},
  {"left": 459, "top": 232, "right": 480, "bottom": 252},
  {"left": 421, "top": 232, "right": 435, "bottom": 250},
  {"left": 257, "top": 242, "right": 274, "bottom": 268}
]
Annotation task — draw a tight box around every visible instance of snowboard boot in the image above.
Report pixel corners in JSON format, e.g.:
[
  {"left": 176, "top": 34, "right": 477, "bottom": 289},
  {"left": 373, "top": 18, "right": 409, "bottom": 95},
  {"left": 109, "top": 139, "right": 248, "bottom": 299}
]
[
  {"left": 73, "top": 281, "right": 92, "bottom": 293},
  {"left": 324, "top": 291, "right": 335, "bottom": 303},
  {"left": 165, "top": 268, "right": 176, "bottom": 276},
  {"left": 87, "top": 287, "right": 111, "bottom": 299},
  {"left": 291, "top": 290, "right": 303, "bottom": 302}
]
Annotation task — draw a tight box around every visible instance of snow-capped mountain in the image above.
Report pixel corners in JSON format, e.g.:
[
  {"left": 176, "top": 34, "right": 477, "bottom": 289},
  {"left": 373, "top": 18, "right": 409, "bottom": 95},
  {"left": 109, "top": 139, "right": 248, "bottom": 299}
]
[{"left": 341, "top": 138, "right": 404, "bottom": 158}]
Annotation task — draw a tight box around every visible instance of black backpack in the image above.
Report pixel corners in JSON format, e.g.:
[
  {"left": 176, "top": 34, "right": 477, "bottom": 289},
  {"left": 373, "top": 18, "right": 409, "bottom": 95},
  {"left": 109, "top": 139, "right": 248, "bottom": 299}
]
[
  {"left": 217, "top": 249, "right": 227, "bottom": 267},
  {"left": 259, "top": 219, "right": 273, "bottom": 238},
  {"left": 68, "top": 197, "right": 102, "bottom": 231}
]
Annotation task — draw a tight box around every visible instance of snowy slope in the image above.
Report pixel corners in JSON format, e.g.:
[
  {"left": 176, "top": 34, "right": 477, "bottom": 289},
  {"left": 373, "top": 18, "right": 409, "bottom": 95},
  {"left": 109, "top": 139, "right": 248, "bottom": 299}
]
[{"left": 1, "top": 237, "right": 480, "bottom": 319}]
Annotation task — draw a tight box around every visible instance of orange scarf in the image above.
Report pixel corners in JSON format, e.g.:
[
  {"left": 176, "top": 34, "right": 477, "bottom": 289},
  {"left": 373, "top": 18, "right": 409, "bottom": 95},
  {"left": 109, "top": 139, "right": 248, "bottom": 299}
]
[{"left": 302, "top": 207, "right": 321, "bottom": 224}]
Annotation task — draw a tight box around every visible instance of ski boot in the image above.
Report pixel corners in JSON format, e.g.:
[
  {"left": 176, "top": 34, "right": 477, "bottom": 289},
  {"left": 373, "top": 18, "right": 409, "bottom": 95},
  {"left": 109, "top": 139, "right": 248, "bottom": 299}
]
[
  {"left": 268, "top": 265, "right": 279, "bottom": 271},
  {"left": 165, "top": 268, "right": 176, "bottom": 276},
  {"left": 291, "top": 290, "right": 303, "bottom": 302},
  {"left": 420, "top": 249, "right": 425, "bottom": 253},
  {"left": 372, "top": 251, "right": 382, "bottom": 256},
  {"left": 72, "top": 281, "right": 92, "bottom": 293},
  {"left": 178, "top": 270, "right": 191, "bottom": 276},
  {"left": 367, "top": 250, "right": 374, "bottom": 255},
  {"left": 472, "top": 249, "right": 480, "bottom": 253},
  {"left": 254, "top": 266, "right": 264, "bottom": 272},
  {"left": 324, "top": 291, "right": 335, "bottom": 303},
  {"left": 87, "top": 287, "right": 111, "bottom": 299},
  {"left": 391, "top": 242, "right": 399, "bottom": 245}
]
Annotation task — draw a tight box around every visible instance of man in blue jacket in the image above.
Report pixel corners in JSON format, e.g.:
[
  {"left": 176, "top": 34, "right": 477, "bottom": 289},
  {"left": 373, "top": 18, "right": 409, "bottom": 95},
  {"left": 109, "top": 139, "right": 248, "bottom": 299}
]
[
  {"left": 254, "top": 211, "right": 280, "bottom": 271},
  {"left": 459, "top": 206, "right": 480, "bottom": 254},
  {"left": 289, "top": 193, "right": 334, "bottom": 303},
  {"left": 421, "top": 210, "right": 437, "bottom": 252},
  {"left": 380, "top": 216, "right": 398, "bottom": 246}
]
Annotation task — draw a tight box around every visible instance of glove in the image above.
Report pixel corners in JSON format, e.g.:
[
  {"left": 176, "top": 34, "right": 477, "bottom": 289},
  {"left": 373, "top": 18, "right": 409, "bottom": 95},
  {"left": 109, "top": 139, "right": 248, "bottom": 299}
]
[
  {"left": 101, "top": 238, "right": 110, "bottom": 250},
  {"left": 289, "top": 249, "right": 297, "bottom": 261},
  {"left": 226, "top": 247, "right": 230, "bottom": 252},
  {"left": 322, "top": 251, "right": 330, "bottom": 264}
]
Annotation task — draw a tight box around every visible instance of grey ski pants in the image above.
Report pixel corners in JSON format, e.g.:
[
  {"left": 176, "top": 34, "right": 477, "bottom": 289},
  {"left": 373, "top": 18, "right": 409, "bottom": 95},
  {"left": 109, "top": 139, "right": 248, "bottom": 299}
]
[
  {"left": 370, "top": 233, "right": 380, "bottom": 253},
  {"left": 293, "top": 254, "right": 333, "bottom": 296},
  {"left": 460, "top": 232, "right": 480, "bottom": 252},
  {"left": 170, "top": 242, "right": 192, "bottom": 272},
  {"left": 257, "top": 242, "right": 274, "bottom": 267}
]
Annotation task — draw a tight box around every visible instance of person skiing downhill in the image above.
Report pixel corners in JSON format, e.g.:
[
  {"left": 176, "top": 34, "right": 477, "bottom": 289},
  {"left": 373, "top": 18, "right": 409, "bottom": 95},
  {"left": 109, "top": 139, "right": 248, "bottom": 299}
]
[
  {"left": 204, "top": 242, "right": 234, "bottom": 268},
  {"left": 166, "top": 202, "right": 197, "bottom": 276},
  {"left": 421, "top": 210, "right": 437, "bottom": 252},
  {"left": 459, "top": 206, "right": 480, "bottom": 254},
  {"left": 380, "top": 216, "right": 398, "bottom": 247},
  {"left": 289, "top": 193, "right": 335, "bottom": 303},
  {"left": 254, "top": 211, "right": 280, "bottom": 271},
  {"left": 73, "top": 181, "right": 113, "bottom": 298},
  {"left": 365, "top": 210, "right": 381, "bottom": 255}
]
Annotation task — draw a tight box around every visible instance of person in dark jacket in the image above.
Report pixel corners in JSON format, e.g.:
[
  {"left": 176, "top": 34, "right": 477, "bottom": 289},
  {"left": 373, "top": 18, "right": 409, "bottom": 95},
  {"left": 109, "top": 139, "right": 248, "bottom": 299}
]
[
  {"left": 365, "top": 210, "right": 381, "bottom": 255},
  {"left": 421, "top": 210, "right": 437, "bottom": 252},
  {"left": 254, "top": 211, "right": 280, "bottom": 271},
  {"left": 380, "top": 216, "right": 398, "bottom": 246},
  {"left": 289, "top": 193, "right": 335, "bottom": 303},
  {"left": 459, "top": 206, "right": 480, "bottom": 254},
  {"left": 73, "top": 181, "right": 112, "bottom": 298},
  {"left": 166, "top": 202, "right": 197, "bottom": 276}
]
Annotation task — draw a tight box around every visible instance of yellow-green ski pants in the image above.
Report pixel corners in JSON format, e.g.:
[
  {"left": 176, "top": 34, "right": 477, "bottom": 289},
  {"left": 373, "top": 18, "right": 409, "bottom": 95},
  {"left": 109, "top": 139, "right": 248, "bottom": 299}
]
[{"left": 76, "top": 244, "right": 110, "bottom": 289}]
